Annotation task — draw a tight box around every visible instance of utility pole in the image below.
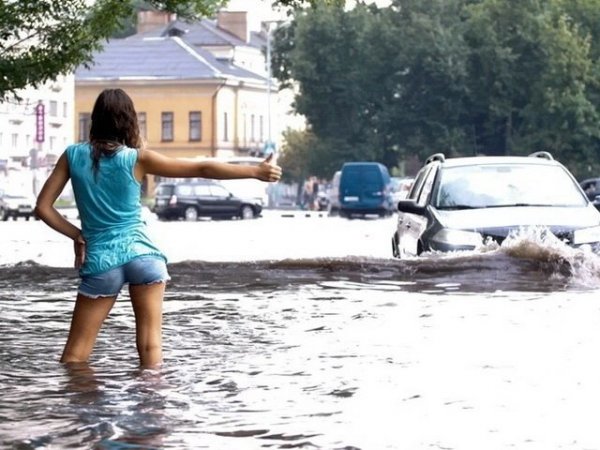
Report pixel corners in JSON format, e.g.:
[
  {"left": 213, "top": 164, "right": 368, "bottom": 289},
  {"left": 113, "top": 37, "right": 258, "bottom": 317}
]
[{"left": 264, "top": 20, "right": 284, "bottom": 156}]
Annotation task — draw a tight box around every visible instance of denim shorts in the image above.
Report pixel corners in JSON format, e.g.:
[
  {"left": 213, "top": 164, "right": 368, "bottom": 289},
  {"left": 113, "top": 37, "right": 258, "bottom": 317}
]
[{"left": 78, "top": 256, "right": 170, "bottom": 299}]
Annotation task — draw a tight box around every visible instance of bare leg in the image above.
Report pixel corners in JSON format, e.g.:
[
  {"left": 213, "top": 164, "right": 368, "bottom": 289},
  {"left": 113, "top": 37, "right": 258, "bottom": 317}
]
[
  {"left": 61, "top": 294, "right": 116, "bottom": 363},
  {"left": 129, "top": 282, "right": 165, "bottom": 368}
]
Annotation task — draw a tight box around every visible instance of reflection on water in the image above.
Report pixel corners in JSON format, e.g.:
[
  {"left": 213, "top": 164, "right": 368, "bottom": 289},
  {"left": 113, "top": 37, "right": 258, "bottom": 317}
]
[{"left": 2, "top": 232, "right": 600, "bottom": 449}]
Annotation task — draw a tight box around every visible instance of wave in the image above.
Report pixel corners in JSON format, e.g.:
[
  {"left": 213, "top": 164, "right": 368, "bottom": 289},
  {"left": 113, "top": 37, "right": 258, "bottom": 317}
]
[{"left": 2, "top": 228, "right": 600, "bottom": 292}]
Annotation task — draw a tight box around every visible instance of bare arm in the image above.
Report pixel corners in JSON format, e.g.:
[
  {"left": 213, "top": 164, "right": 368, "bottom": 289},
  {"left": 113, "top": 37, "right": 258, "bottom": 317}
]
[
  {"left": 35, "top": 152, "right": 81, "bottom": 240},
  {"left": 35, "top": 152, "right": 86, "bottom": 268},
  {"left": 136, "top": 149, "right": 282, "bottom": 182}
]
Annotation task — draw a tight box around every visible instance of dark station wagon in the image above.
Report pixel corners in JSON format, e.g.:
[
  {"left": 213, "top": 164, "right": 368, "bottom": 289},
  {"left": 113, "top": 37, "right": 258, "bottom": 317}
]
[{"left": 153, "top": 180, "right": 262, "bottom": 221}]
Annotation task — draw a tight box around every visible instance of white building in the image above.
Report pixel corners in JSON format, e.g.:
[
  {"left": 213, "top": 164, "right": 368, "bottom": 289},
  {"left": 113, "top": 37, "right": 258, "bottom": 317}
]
[
  {"left": 0, "top": 75, "right": 74, "bottom": 196},
  {"left": 0, "top": 74, "right": 75, "bottom": 169}
]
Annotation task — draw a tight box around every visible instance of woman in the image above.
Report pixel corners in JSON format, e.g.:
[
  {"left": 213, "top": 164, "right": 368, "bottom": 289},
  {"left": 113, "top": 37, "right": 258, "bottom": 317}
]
[{"left": 35, "top": 88, "right": 282, "bottom": 367}]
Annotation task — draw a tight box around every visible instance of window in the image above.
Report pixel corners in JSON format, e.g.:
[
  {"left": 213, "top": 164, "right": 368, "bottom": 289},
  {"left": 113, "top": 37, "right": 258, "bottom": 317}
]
[
  {"left": 137, "top": 112, "right": 147, "bottom": 140},
  {"left": 49, "top": 136, "right": 56, "bottom": 151},
  {"left": 193, "top": 184, "right": 211, "bottom": 195},
  {"left": 259, "top": 115, "right": 264, "bottom": 142},
  {"left": 250, "top": 114, "right": 255, "bottom": 142},
  {"left": 78, "top": 113, "right": 90, "bottom": 141},
  {"left": 63, "top": 102, "right": 68, "bottom": 118},
  {"left": 243, "top": 113, "right": 247, "bottom": 146},
  {"left": 223, "top": 112, "right": 229, "bottom": 142},
  {"left": 189, "top": 111, "right": 202, "bottom": 141},
  {"left": 209, "top": 184, "right": 230, "bottom": 197},
  {"left": 161, "top": 112, "right": 173, "bottom": 141},
  {"left": 49, "top": 100, "right": 58, "bottom": 117},
  {"left": 11, "top": 133, "right": 18, "bottom": 149}
]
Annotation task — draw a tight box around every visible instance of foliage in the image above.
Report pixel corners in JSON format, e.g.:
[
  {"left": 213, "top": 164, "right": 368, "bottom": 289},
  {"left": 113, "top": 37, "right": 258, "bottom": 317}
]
[
  {"left": 0, "top": 0, "right": 323, "bottom": 100},
  {"left": 274, "top": 0, "right": 600, "bottom": 179}
]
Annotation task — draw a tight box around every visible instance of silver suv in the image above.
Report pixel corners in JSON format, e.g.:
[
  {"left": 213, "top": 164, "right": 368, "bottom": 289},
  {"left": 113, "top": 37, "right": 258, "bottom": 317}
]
[{"left": 0, "top": 190, "right": 35, "bottom": 221}]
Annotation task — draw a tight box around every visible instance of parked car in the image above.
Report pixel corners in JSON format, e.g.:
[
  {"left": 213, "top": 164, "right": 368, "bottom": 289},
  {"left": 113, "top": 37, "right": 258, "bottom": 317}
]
[
  {"left": 0, "top": 190, "right": 36, "bottom": 221},
  {"left": 580, "top": 177, "right": 600, "bottom": 212},
  {"left": 153, "top": 180, "right": 262, "bottom": 221},
  {"left": 391, "top": 152, "right": 600, "bottom": 258},
  {"left": 327, "top": 170, "right": 341, "bottom": 216},
  {"left": 339, "top": 162, "right": 394, "bottom": 218},
  {"left": 390, "top": 176, "right": 414, "bottom": 205}
]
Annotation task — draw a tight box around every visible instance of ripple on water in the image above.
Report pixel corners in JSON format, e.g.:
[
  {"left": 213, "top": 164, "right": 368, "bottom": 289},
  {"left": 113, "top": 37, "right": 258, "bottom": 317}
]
[{"left": 3, "top": 240, "right": 600, "bottom": 449}]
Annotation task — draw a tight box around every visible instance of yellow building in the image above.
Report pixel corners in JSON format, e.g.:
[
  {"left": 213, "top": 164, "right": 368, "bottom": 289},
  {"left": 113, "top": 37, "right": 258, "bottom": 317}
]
[{"left": 75, "top": 11, "right": 276, "bottom": 194}]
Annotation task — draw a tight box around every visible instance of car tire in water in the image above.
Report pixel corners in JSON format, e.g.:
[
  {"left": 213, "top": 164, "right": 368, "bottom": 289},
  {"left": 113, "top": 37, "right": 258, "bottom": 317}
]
[
  {"left": 184, "top": 206, "right": 198, "bottom": 221},
  {"left": 240, "top": 205, "right": 254, "bottom": 220}
]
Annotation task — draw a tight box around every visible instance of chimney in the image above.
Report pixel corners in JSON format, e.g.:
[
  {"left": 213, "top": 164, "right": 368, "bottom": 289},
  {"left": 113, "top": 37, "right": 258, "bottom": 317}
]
[
  {"left": 216, "top": 11, "right": 249, "bottom": 42},
  {"left": 137, "top": 10, "right": 176, "bottom": 34}
]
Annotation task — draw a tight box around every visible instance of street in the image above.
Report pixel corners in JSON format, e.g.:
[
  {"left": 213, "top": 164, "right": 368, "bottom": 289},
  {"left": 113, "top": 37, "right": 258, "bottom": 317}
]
[{"left": 0, "top": 209, "right": 397, "bottom": 268}]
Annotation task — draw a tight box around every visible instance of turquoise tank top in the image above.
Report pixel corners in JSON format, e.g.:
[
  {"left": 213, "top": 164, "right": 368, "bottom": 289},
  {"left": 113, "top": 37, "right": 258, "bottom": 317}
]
[{"left": 66, "top": 142, "right": 166, "bottom": 276}]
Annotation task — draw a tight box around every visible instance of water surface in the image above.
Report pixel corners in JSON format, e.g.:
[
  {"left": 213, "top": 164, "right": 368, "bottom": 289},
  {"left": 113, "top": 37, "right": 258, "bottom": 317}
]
[{"left": 2, "top": 223, "right": 600, "bottom": 449}]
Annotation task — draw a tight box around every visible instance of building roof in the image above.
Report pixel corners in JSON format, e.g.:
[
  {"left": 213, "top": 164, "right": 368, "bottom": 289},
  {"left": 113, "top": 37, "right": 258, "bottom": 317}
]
[
  {"left": 133, "top": 19, "right": 266, "bottom": 49},
  {"left": 75, "top": 35, "right": 267, "bottom": 84}
]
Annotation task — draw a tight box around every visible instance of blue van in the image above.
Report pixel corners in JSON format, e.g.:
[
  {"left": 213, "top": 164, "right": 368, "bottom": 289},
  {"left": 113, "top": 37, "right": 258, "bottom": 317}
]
[{"left": 339, "top": 162, "right": 394, "bottom": 217}]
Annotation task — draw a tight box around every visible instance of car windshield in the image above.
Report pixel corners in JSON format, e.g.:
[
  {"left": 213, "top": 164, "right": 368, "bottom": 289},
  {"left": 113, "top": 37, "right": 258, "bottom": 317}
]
[
  {"left": 156, "top": 185, "right": 174, "bottom": 196},
  {"left": 433, "top": 163, "right": 587, "bottom": 209}
]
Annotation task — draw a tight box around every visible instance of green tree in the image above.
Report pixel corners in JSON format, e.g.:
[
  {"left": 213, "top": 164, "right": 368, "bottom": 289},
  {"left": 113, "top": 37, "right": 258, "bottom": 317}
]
[
  {"left": 274, "top": 0, "right": 472, "bottom": 175},
  {"left": 276, "top": 0, "right": 600, "bottom": 178},
  {"left": 463, "top": 0, "right": 600, "bottom": 177},
  {"left": 274, "top": 3, "right": 397, "bottom": 177}
]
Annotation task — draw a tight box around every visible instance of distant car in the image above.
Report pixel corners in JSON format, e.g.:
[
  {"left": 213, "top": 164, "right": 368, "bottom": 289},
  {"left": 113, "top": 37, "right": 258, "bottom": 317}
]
[
  {"left": 390, "top": 176, "right": 414, "bottom": 205},
  {"left": 327, "top": 170, "right": 341, "bottom": 216},
  {"left": 391, "top": 152, "right": 600, "bottom": 258},
  {"left": 0, "top": 191, "right": 35, "bottom": 221},
  {"left": 339, "top": 162, "right": 394, "bottom": 218},
  {"left": 153, "top": 180, "right": 262, "bottom": 221},
  {"left": 580, "top": 177, "right": 600, "bottom": 211}
]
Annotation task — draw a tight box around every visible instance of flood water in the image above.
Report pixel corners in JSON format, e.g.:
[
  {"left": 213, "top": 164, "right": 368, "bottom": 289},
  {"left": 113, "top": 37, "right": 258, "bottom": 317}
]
[{"left": 2, "top": 213, "right": 600, "bottom": 449}]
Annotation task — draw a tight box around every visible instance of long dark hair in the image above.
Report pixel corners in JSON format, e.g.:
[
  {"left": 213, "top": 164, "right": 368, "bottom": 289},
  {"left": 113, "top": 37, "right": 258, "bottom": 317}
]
[{"left": 89, "top": 88, "right": 141, "bottom": 174}]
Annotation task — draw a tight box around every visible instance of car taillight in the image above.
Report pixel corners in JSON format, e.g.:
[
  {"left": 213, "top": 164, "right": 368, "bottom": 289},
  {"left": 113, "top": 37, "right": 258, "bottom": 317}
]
[{"left": 169, "top": 195, "right": 177, "bottom": 205}]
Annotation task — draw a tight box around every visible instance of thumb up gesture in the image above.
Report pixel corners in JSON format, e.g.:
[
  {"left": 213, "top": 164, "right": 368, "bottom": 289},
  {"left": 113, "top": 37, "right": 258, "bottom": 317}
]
[{"left": 257, "top": 154, "right": 282, "bottom": 182}]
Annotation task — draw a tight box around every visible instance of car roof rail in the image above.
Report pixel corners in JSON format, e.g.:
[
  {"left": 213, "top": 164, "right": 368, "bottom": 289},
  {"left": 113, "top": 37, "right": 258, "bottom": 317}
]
[
  {"left": 528, "top": 151, "right": 554, "bottom": 160},
  {"left": 425, "top": 153, "right": 446, "bottom": 164}
]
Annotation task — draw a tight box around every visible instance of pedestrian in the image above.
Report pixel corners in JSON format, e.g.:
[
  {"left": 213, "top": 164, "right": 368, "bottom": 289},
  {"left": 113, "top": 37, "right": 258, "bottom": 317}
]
[{"left": 35, "top": 88, "right": 282, "bottom": 367}]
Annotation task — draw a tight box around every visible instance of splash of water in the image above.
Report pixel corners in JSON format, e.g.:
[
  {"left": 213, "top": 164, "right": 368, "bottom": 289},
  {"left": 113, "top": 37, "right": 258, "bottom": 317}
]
[{"left": 501, "top": 227, "right": 600, "bottom": 287}]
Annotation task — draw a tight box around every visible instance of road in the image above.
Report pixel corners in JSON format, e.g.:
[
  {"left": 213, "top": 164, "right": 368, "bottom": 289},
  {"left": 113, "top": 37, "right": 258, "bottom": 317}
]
[{"left": 0, "top": 209, "right": 397, "bottom": 268}]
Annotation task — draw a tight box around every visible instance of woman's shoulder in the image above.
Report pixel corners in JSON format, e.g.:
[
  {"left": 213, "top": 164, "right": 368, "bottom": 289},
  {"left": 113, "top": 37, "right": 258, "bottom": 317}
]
[{"left": 66, "top": 142, "right": 91, "bottom": 154}]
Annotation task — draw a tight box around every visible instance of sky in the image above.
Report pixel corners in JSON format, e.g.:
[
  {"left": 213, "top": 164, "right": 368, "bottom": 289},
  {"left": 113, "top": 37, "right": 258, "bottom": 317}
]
[{"left": 224, "top": 0, "right": 392, "bottom": 31}]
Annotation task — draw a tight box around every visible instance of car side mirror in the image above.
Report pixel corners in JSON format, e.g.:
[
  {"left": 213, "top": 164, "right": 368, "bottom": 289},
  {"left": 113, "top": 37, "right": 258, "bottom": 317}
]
[{"left": 397, "top": 199, "right": 426, "bottom": 215}]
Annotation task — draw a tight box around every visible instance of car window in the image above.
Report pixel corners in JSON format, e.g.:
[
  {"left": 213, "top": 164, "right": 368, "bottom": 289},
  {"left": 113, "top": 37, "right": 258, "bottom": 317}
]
[
  {"left": 175, "top": 184, "right": 194, "bottom": 196},
  {"left": 156, "top": 185, "right": 174, "bottom": 196},
  {"left": 209, "top": 184, "right": 230, "bottom": 197},
  {"left": 433, "top": 163, "right": 587, "bottom": 208},
  {"left": 193, "top": 184, "right": 211, "bottom": 196},
  {"left": 416, "top": 168, "right": 436, "bottom": 206},
  {"left": 343, "top": 166, "right": 382, "bottom": 190},
  {"left": 408, "top": 166, "right": 432, "bottom": 201}
]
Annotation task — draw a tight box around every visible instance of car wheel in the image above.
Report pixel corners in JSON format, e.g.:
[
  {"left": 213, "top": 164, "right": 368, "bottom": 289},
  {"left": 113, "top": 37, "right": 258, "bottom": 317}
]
[
  {"left": 240, "top": 205, "right": 254, "bottom": 220},
  {"left": 25, "top": 215, "right": 30, "bottom": 221},
  {"left": 184, "top": 206, "right": 198, "bottom": 221},
  {"left": 1, "top": 210, "right": 7, "bottom": 221}
]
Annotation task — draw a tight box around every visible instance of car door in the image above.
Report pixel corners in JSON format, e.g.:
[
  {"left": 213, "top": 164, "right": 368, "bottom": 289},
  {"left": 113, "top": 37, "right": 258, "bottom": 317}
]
[
  {"left": 397, "top": 166, "right": 435, "bottom": 256},
  {"left": 208, "top": 184, "right": 240, "bottom": 216},
  {"left": 192, "top": 183, "right": 217, "bottom": 216}
]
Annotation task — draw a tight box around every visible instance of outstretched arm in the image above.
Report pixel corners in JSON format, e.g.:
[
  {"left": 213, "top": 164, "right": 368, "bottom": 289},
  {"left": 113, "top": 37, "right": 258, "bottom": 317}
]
[{"left": 136, "top": 149, "right": 282, "bottom": 182}]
